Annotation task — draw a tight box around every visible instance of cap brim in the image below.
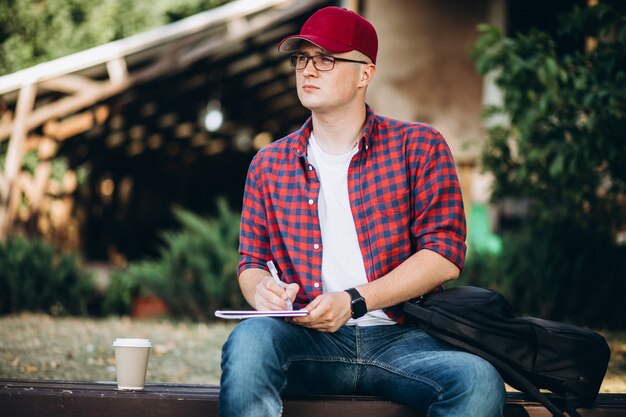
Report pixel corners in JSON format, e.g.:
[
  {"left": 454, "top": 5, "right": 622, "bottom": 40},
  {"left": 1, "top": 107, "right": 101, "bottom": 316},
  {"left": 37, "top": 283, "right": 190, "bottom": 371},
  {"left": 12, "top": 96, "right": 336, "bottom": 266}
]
[{"left": 278, "top": 35, "right": 353, "bottom": 54}]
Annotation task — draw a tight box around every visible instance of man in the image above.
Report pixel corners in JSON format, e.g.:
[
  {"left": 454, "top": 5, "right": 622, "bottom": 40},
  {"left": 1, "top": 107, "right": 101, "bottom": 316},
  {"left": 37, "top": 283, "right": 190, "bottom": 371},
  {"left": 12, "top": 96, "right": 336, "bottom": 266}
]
[{"left": 220, "top": 6, "right": 505, "bottom": 417}]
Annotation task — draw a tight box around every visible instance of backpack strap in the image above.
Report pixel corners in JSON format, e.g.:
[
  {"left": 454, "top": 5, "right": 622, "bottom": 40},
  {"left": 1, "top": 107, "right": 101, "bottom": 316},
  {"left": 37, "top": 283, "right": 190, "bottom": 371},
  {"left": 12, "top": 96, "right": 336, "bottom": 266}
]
[
  {"left": 562, "top": 389, "right": 584, "bottom": 417},
  {"left": 421, "top": 326, "right": 577, "bottom": 417}
]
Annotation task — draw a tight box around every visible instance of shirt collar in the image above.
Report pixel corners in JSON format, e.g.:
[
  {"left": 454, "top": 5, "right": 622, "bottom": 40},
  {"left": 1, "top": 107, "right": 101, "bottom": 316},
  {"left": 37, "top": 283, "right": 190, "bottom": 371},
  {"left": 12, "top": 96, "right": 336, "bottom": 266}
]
[{"left": 292, "top": 105, "right": 376, "bottom": 157}]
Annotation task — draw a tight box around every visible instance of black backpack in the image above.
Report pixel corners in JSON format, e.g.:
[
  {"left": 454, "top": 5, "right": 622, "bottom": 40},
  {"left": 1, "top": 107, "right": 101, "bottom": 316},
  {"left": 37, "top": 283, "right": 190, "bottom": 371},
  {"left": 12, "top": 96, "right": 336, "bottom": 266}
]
[{"left": 403, "top": 286, "right": 611, "bottom": 417}]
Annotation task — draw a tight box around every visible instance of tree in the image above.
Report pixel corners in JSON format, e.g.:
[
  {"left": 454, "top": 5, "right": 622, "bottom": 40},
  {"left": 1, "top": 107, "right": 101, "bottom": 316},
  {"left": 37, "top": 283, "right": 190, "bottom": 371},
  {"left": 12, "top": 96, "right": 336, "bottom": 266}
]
[
  {"left": 473, "top": 1, "right": 626, "bottom": 235},
  {"left": 469, "top": 1, "right": 626, "bottom": 328},
  {"left": 0, "top": 0, "right": 232, "bottom": 75}
]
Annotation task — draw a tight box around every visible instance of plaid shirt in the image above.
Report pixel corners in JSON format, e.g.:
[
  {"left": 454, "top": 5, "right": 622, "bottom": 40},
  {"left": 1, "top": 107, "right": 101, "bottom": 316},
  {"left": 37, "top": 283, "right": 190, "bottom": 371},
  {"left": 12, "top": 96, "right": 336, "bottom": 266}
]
[{"left": 238, "top": 106, "right": 466, "bottom": 322}]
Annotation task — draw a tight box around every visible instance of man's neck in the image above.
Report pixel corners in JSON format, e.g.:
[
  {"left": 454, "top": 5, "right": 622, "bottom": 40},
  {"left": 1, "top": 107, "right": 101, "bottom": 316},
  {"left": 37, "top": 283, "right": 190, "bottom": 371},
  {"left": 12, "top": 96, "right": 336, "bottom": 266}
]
[{"left": 311, "top": 105, "right": 367, "bottom": 155}]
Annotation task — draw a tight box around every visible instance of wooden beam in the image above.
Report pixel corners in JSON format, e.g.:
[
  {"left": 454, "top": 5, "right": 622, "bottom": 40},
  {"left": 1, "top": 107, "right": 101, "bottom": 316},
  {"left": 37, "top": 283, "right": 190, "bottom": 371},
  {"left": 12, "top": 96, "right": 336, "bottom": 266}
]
[
  {"left": 0, "top": 40, "right": 197, "bottom": 142},
  {"left": 226, "top": 17, "right": 248, "bottom": 37},
  {"left": 0, "top": 0, "right": 298, "bottom": 95},
  {"left": 0, "top": 81, "right": 115, "bottom": 141},
  {"left": 107, "top": 57, "right": 129, "bottom": 86},
  {"left": 179, "top": 0, "right": 328, "bottom": 68},
  {"left": 43, "top": 106, "right": 110, "bottom": 140},
  {"left": 0, "top": 0, "right": 329, "bottom": 142},
  {"left": 4, "top": 84, "right": 37, "bottom": 189},
  {"left": 0, "top": 83, "right": 37, "bottom": 238},
  {"left": 39, "top": 74, "right": 100, "bottom": 94}
]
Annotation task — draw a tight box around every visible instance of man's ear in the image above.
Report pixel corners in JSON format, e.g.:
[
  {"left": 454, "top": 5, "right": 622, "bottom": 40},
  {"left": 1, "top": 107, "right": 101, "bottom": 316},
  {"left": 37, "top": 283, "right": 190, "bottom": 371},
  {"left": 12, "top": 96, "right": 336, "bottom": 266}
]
[{"left": 358, "top": 64, "right": 376, "bottom": 88}]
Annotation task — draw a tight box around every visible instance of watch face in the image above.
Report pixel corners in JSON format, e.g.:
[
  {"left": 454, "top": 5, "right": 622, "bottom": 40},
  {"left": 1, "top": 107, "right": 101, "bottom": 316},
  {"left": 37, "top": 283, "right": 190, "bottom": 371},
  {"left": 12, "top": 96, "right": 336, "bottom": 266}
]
[
  {"left": 346, "top": 288, "right": 367, "bottom": 319},
  {"left": 351, "top": 298, "right": 366, "bottom": 319}
]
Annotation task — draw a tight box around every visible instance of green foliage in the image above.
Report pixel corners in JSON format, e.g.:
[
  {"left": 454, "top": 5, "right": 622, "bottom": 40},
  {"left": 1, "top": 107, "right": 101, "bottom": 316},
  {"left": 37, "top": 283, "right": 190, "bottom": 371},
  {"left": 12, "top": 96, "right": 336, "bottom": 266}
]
[
  {"left": 0, "top": 0, "right": 232, "bottom": 75},
  {"left": 470, "top": 1, "right": 626, "bottom": 328},
  {"left": 0, "top": 236, "right": 95, "bottom": 315},
  {"left": 103, "top": 198, "right": 245, "bottom": 320},
  {"left": 102, "top": 261, "right": 166, "bottom": 315},
  {"left": 461, "top": 222, "right": 626, "bottom": 329},
  {"left": 472, "top": 2, "right": 626, "bottom": 232},
  {"left": 158, "top": 200, "right": 244, "bottom": 319}
]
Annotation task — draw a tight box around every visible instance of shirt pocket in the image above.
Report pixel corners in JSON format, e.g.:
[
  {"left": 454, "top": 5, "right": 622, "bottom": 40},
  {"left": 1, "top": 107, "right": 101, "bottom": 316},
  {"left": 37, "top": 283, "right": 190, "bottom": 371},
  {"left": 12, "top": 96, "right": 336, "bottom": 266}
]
[
  {"left": 370, "top": 188, "right": 411, "bottom": 267},
  {"left": 371, "top": 188, "right": 411, "bottom": 242},
  {"left": 373, "top": 188, "right": 410, "bottom": 217}
]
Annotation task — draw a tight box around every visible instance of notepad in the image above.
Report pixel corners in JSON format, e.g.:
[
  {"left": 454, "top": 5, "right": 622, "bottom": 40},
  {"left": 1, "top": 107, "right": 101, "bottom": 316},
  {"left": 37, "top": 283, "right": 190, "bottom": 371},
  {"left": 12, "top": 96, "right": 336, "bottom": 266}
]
[{"left": 214, "top": 310, "right": 309, "bottom": 319}]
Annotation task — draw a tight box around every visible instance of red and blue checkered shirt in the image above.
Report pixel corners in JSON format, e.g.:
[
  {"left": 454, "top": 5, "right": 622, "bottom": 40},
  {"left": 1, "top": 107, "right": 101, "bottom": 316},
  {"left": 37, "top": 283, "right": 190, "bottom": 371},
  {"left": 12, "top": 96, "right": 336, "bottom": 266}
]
[{"left": 238, "top": 106, "right": 466, "bottom": 322}]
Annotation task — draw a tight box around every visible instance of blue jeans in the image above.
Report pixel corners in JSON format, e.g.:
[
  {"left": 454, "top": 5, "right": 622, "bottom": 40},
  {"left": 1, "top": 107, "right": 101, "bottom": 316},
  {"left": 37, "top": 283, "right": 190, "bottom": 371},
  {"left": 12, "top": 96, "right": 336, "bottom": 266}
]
[{"left": 220, "top": 318, "right": 505, "bottom": 417}]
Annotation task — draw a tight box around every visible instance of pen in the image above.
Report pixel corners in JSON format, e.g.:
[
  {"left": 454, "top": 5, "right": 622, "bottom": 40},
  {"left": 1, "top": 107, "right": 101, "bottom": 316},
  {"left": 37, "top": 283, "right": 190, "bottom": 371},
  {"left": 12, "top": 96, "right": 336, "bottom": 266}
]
[{"left": 267, "top": 260, "right": 293, "bottom": 310}]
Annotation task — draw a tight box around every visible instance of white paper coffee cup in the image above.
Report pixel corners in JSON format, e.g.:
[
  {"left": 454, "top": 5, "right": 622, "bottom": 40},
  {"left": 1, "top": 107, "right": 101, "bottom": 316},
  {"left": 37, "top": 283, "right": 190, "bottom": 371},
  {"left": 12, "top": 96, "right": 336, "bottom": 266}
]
[{"left": 113, "top": 338, "right": 151, "bottom": 390}]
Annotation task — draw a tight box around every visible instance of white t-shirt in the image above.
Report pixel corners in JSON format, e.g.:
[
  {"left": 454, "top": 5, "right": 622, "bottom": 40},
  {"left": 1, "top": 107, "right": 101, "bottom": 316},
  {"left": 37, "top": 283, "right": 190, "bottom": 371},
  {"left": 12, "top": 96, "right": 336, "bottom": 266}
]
[{"left": 308, "top": 134, "right": 395, "bottom": 326}]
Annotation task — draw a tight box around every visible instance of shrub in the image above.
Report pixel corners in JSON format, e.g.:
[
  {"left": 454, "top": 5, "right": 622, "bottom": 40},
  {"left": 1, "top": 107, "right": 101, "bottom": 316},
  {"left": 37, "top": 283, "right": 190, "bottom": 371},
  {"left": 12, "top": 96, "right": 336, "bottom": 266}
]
[
  {"left": 157, "top": 199, "right": 245, "bottom": 320},
  {"left": 472, "top": 3, "right": 626, "bottom": 232},
  {"left": 468, "top": 2, "right": 626, "bottom": 329},
  {"left": 0, "top": 236, "right": 95, "bottom": 315},
  {"left": 461, "top": 222, "right": 626, "bottom": 329},
  {"left": 102, "top": 261, "right": 167, "bottom": 316},
  {"left": 103, "top": 198, "right": 246, "bottom": 320}
]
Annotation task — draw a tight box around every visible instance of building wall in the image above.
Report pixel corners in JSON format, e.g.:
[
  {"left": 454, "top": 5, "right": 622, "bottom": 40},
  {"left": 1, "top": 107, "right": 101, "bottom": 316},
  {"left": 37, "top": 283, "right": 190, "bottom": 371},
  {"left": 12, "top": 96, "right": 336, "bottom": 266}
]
[
  {"left": 361, "top": 0, "right": 505, "bottom": 244},
  {"left": 363, "top": 0, "right": 490, "bottom": 162}
]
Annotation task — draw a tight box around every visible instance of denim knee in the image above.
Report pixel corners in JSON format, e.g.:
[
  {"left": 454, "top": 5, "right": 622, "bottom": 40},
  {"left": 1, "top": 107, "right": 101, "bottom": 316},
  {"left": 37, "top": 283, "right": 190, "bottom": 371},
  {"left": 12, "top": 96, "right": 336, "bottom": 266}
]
[
  {"left": 221, "top": 317, "right": 283, "bottom": 376},
  {"left": 450, "top": 355, "right": 506, "bottom": 417},
  {"left": 220, "top": 318, "right": 289, "bottom": 417}
]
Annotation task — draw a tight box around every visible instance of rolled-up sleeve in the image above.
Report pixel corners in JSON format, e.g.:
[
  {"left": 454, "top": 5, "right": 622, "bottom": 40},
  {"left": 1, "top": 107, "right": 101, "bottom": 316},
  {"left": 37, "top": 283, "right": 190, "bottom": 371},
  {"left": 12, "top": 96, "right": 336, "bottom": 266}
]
[
  {"left": 410, "top": 132, "right": 467, "bottom": 270},
  {"left": 238, "top": 156, "right": 270, "bottom": 275}
]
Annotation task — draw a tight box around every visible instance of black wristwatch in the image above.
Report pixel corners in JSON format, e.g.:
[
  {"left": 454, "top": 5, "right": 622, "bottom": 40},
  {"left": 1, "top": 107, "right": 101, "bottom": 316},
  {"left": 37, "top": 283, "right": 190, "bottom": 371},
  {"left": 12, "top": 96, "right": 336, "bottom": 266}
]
[{"left": 345, "top": 288, "right": 367, "bottom": 319}]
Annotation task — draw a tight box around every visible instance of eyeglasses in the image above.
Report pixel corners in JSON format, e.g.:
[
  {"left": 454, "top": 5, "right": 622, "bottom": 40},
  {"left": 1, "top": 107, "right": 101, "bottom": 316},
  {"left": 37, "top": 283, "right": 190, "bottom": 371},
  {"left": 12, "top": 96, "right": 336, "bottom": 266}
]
[{"left": 289, "top": 54, "right": 368, "bottom": 71}]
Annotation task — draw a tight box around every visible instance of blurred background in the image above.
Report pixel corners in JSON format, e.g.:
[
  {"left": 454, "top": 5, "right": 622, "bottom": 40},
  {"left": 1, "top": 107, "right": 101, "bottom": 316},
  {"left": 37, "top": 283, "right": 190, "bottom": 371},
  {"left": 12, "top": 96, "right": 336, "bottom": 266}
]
[{"left": 0, "top": 0, "right": 624, "bottom": 387}]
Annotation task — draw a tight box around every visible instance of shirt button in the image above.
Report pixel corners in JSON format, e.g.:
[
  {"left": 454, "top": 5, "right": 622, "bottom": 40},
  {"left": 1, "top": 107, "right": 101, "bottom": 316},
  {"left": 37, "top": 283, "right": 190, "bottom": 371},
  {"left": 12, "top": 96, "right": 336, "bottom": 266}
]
[
  {"left": 308, "top": 165, "right": 313, "bottom": 171},
  {"left": 313, "top": 243, "right": 320, "bottom": 250},
  {"left": 308, "top": 199, "right": 314, "bottom": 205},
  {"left": 313, "top": 282, "right": 320, "bottom": 288}
]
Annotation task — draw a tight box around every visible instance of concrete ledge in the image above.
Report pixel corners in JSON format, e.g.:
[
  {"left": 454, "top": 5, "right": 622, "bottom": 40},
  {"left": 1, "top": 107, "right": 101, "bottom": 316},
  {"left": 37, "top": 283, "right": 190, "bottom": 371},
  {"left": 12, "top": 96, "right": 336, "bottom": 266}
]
[{"left": 1, "top": 379, "right": 625, "bottom": 417}]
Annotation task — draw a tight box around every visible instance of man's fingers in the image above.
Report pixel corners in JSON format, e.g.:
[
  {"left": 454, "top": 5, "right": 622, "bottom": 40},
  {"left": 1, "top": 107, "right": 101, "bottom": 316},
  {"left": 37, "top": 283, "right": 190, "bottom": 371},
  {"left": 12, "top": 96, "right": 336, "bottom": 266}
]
[
  {"left": 286, "top": 283, "right": 299, "bottom": 302},
  {"left": 254, "top": 276, "right": 291, "bottom": 310},
  {"left": 292, "top": 292, "right": 352, "bottom": 332}
]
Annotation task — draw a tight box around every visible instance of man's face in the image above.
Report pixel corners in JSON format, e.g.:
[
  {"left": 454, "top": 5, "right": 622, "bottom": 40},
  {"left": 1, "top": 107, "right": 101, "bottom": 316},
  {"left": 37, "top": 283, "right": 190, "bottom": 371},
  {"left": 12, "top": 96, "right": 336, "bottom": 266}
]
[{"left": 294, "top": 43, "right": 370, "bottom": 113}]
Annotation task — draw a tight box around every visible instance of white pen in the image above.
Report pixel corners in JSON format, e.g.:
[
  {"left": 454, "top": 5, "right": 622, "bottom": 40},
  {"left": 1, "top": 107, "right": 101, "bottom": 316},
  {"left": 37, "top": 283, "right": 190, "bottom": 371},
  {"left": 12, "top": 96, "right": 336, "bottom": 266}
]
[{"left": 267, "top": 260, "right": 293, "bottom": 310}]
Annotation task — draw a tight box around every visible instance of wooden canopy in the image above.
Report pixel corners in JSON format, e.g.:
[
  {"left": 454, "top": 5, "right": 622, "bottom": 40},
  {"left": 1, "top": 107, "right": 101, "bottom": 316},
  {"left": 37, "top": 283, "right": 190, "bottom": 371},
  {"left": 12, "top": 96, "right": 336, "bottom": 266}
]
[{"left": 0, "top": 0, "right": 333, "bottom": 253}]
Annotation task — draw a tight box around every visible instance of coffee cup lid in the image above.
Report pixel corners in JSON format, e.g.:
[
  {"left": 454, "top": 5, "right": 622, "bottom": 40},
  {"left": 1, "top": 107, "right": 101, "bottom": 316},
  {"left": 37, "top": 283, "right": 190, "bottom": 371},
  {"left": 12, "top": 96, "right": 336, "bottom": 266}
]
[{"left": 113, "top": 338, "right": 152, "bottom": 348}]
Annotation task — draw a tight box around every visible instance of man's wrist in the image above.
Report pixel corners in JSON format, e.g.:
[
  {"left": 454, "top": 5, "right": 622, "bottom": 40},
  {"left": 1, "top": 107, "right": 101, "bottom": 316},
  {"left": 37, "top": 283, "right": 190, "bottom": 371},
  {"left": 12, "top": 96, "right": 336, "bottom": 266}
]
[{"left": 345, "top": 288, "right": 367, "bottom": 319}]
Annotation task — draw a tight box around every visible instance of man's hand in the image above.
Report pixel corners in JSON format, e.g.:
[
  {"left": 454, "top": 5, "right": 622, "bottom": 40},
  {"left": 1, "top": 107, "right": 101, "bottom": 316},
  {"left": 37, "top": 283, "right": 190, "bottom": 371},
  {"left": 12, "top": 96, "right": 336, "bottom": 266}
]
[
  {"left": 239, "top": 268, "right": 299, "bottom": 311},
  {"left": 292, "top": 291, "right": 353, "bottom": 332},
  {"left": 253, "top": 275, "right": 299, "bottom": 311}
]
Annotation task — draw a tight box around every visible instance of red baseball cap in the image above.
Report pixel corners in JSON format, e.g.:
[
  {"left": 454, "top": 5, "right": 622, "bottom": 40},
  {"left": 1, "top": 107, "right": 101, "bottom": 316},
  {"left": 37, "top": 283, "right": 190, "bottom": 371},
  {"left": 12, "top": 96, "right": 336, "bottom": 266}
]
[{"left": 278, "top": 6, "right": 378, "bottom": 64}]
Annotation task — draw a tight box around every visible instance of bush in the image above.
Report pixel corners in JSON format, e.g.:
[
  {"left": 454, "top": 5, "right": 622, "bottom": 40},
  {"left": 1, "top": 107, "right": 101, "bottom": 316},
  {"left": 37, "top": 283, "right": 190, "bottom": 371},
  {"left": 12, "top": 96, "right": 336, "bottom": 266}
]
[
  {"left": 461, "top": 222, "right": 626, "bottom": 329},
  {"left": 467, "top": 2, "right": 626, "bottom": 329},
  {"left": 472, "top": 3, "right": 626, "bottom": 232},
  {"left": 102, "top": 261, "right": 167, "bottom": 316},
  {"left": 0, "top": 236, "right": 95, "bottom": 315},
  {"left": 158, "top": 200, "right": 245, "bottom": 319},
  {"left": 103, "top": 198, "right": 246, "bottom": 320}
]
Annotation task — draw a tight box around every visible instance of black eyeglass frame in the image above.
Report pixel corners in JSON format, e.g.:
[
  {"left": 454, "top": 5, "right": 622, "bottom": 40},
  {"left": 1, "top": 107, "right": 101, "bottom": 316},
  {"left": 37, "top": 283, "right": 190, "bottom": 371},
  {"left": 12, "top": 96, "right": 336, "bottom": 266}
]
[{"left": 289, "top": 54, "right": 369, "bottom": 71}]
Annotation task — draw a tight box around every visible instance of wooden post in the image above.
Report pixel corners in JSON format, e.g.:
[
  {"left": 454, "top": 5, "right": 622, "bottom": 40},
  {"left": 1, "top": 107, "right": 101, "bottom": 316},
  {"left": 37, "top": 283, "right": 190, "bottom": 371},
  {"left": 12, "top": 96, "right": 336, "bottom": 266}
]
[{"left": 0, "top": 83, "right": 37, "bottom": 238}]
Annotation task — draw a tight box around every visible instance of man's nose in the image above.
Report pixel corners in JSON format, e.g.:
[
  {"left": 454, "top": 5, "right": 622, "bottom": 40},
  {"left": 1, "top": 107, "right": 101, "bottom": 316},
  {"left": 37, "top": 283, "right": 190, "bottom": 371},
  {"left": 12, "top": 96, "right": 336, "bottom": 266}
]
[{"left": 302, "top": 58, "right": 318, "bottom": 75}]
